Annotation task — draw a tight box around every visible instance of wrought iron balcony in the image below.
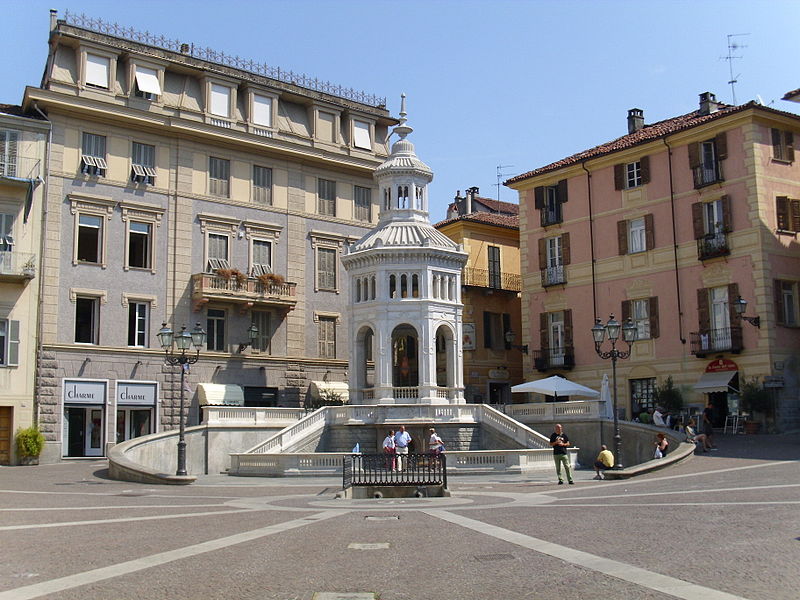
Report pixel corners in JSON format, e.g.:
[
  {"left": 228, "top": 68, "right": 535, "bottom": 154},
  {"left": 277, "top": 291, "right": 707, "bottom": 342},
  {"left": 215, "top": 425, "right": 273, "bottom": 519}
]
[
  {"left": 697, "top": 231, "right": 730, "bottom": 260},
  {"left": 692, "top": 162, "right": 724, "bottom": 188},
  {"left": 462, "top": 267, "right": 521, "bottom": 292},
  {"left": 0, "top": 251, "right": 36, "bottom": 282},
  {"left": 0, "top": 155, "right": 42, "bottom": 180},
  {"left": 541, "top": 265, "right": 566, "bottom": 287},
  {"left": 690, "top": 327, "right": 743, "bottom": 357},
  {"left": 191, "top": 272, "right": 297, "bottom": 312},
  {"left": 532, "top": 346, "right": 575, "bottom": 372}
]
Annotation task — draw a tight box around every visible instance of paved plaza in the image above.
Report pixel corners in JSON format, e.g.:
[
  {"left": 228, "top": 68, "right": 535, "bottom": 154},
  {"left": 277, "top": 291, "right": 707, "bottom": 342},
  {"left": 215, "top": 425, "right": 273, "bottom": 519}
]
[{"left": 1, "top": 433, "right": 798, "bottom": 600}]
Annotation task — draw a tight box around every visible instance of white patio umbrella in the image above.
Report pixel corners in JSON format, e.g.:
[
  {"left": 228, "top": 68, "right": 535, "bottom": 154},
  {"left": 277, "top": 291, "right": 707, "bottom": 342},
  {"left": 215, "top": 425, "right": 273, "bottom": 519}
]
[
  {"left": 600, "top": 373, "right": 614, "bottom": 418},
  {"left": 511, "top": 375, "right": 600, "bottom": 400}
]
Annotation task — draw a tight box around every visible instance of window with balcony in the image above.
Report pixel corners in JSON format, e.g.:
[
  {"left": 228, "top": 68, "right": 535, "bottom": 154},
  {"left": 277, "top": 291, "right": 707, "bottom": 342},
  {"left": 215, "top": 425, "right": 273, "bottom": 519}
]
[
  {"left": 131, "top": 142, "right": 156, "bottom": 185},
  {"left": 0, "top": 130, "right": 18, "bottom": 177},
  {"left": 771, "top": 128, "right": 794, "bottom": 163},
  {"left": 775, "top": 280, "right": 799, "bottom": 327},
  {"left": 206, "top": 308, "right": 226, "bottom": 352},
  {"left": 206, "top": 233, "right": 230, "bottom": 272},
  {"left": 539, "top": 234, "right": 569, "bottom": 287},
  {"left": 354, "top": 185, "right": 371, "bottom": 222},
  {"left": 776, "top": 196, "right": 800, "bottom": 234},
  {"left": 127, "top": 301, "right": 149, "bottom": 347},
  {"left": 250, "top": 239, "right": 272, "bottom": 276},
  {"left": 0, "top": 213, "right": 13, "bottom": 252},
  {"left": 614, "top": 156, "right": 650, "bottom": 190},
  {"left": 534, "top": 310, "right": 574, "bottom": 371},
  {"left": 689, "top": 133, "right": 726, "bottom": 188},
  {"left": 692, "top": 284, "right": 742, "bottom": 356},
  {"left": 75, "top": 296, "right": 99, "bottom": 344},
  {"left": 0, "top": 319, "right": 20, "bottom": 367},
  {"left": 318, "top": 316, "right": 336, "bottom": 358},
  {"left": 618, "top": 215, "right": 654, "bottom": 254},
  {"left": 622, "top": 297, "right": 659, "bottom": 339},
  {"left": 534, "top": 180, "right": 567, "bottom": 226},
  {"left": 253, "top": 165, "right": 272, "bottom": 205},
  {"left": 209, "top": 157, "right": 230, "bottom": 197},
  {"left": 692, "top": 196, "right": 731, "bottom": 259},
  {"left": 318, "top": 178, "right": 336, "bottom": 216},
  {"left": 81, "top": 133, "right": 107, "bottom": 177},
  {"left": 488, "top": 246, "right": 501, "bottom": 289}
]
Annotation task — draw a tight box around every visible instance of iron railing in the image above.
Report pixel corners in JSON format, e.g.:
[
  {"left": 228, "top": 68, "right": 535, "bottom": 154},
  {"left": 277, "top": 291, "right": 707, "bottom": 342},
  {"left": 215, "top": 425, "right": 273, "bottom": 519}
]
[
  {"left": 541, "top": 265, "right": 566, "bottom": 287},
  {"left": 697, "top": 231, "right": 730, "bottom": 260},
  {"left": 690, "top": 327, "right": 743, "bottom": 356},
  {"left": 462, "top": 267, "right": 521, "bottom": 292},
  {"left": 62, "top": 11, "right": 387, "bottom": 108},
  {"left": 0, "top": 251, "right": 36, "bottom": 279},
  {"left": 532, "top": 346, "right": 575, "bottom": 371},
  {"left": 343, "top": 453, "right": 447, "bottom": 489},
  {"left": 693, "top": 162, "right": 724, "bottom": 188}
]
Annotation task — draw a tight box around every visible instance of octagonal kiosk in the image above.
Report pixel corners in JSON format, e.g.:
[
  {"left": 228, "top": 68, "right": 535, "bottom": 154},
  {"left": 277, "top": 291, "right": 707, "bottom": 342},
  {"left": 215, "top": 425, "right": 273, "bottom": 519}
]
[{"left": 342, "top": 96, "right": 467, "bottom": 405}]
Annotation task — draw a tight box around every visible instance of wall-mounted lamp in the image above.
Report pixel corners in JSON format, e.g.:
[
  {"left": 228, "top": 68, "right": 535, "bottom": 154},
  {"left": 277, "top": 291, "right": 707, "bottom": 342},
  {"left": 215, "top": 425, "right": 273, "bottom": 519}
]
[
  {"left": 733, "top": 296, "right": 760, "bottom": 328},
  {"left": 504, "top": 329, "right": 528, "bottom": 354},
  {"left": 237, "top": 323, "right": 259, "bottom": 353}
]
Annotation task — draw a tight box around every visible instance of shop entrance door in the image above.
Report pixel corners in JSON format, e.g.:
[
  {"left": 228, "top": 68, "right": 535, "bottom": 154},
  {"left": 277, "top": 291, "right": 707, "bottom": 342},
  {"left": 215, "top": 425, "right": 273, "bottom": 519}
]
[
  {"left": 65, "top": 407, "right": 84, "bottom": 457},
  {"left": 0, "top": 407, "right": 11, "bottom": 465},
  {"left": 65, "top": 407, "right": 104, "bottom": 457},
  {"left": 85, "top": 408, "right": 103, "bottom": 456}
]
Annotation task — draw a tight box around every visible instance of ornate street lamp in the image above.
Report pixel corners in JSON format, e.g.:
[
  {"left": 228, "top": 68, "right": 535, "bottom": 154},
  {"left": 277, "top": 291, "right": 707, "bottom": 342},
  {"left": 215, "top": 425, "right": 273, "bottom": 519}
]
[
  {"left": 591, "top": 314, "right": 636, "bottom": 469},
  {"left": 236, "top": 323, "right": 260, "bottom": 353},
  {"left": 732, "top": 296, "right": 761, "bottom": 328},
  {"left": 504, "top": 328, "right": 528, "bottom": 354},
  {"left": 157, "top": 322, "right": 206, "bottom": 476}
]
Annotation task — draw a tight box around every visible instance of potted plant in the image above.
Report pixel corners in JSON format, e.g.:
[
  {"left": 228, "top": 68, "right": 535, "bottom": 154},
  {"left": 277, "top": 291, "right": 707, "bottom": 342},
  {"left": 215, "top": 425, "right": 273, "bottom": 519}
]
[
  {"left": 22, "top": 258, "right": 36, "bottom": 278},
  {"left": 257, "top": 273, "right": 284, "bottom": 290},
  {"left": 740, "top": 377, "right": 771, "bottom": 434},
  {"left": 215, "top": 267, "right": 235, "bottom": 281},
  {"left": 653, "top": 376, "right": 684, "bottom": 427},
  {"left": 16, "top": 426, "right": 45, "bottom": 465},
  {"left": 231, "top": 269, "right": 247, "bottom": 287}
]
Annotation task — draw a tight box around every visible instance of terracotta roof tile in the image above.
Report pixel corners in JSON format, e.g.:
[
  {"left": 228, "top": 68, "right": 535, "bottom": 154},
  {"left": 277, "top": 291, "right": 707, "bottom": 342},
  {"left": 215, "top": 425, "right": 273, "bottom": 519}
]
[
  {"left": 434, "top": 211, "right": 519, "bottom": 230},
  {"left": 783, "top": 87, "right": 800, "bottom": 102},
  {"left": 505, "top": 101, "right": 800, "bottom": 185},
  {"left": 472, "top": 196, "right": 519, "bottom": 215},
  {"left": 0, "top": 104, "right": 27, "bottom": 117}
]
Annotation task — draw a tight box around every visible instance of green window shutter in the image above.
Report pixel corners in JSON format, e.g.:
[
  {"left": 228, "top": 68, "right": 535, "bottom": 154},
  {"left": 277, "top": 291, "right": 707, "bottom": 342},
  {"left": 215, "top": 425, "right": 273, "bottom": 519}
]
[{"left": 7, "top": 320, "right": 19, "bottom": 366}]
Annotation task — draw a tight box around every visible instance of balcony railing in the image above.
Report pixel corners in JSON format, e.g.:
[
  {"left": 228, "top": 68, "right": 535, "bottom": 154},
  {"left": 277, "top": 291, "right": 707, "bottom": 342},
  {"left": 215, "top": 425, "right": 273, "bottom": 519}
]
[
  {"left": 462, "top": 267, "right": 521, "bottom": 292},
  {"left": 541, "top": 265, "right": 566, "bottom": 287},
  {"left": 191, "top": 272, "right": 297, "bottom": 311},
  {"left": 690, "top": 327, "right": 743, "bottom": 357},
  {"left": 0, "top": 251, "right": 36, "bottom": 282},
  {"left": 0, "top": 156, "right": 42, "bottom": 180},
  {"left": 697, "top": 231, "right": 730, "bottom": 260},
  {"left": 692, "top": 162, "right": 724, "bottom": 188},
  {"left": 532, "top": 346, "right": 575, "bottom": 371}
]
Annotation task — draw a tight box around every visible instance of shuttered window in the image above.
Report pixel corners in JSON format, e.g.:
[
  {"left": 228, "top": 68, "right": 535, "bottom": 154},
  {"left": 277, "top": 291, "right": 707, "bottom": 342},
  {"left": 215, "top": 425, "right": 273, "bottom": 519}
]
[
  {"left": 0, "top": 213, "right": 13, "bottom": 252},
  {"left": 0, "top": 319, "right": 20, "bottom": 366},
  {"left": 614, "top": 156, "right": 650, "bottom": 190},
  {"left": 206, "top": 233, "right": 229, "bottom": 271},
  {"left": 318, "top": 179, "right": 336, "bottom": 216},
  {"left": 0, "top": 130, "right": 18, "bottom": 177},
  {"left": 209, "top": 84, "right": 231, "bottom": 117},
  {"left": 209, "top": 157, "right": 230, "bottom": 197},
  {"left": 353, "top": 120, "right": 371, "bottom": 149},
  {"left": 134, "top": 65, "right": 161, "bottom": 97},
  {"left": 85, "top": 54, "right": 110, "bottom": 89},
  {"left": 252, "top": 94, "right": 272, "bottom": 127},
  {"left": 533, "top": 179, "right": 567, "bottom": 226},
  {"left": 776, "top": 196, "right": 800, "bottom": 233},
  {"left": 81, "top": 133, "right": 107, "bottom": 176},
  {"left": 775, "top": 280, "right": 799, "bottom": 326},
  {"left": 131, "top": 142, "right": 156, "bottom": 184},
  {"left": 354, "top": 186, "right": 371, "bottom": 222},
  {"left": 317, "top": 247, "right": 336, "bottom": 290},
  {"left": 771, "top": 128, "right": 794, "bottom": 163},
  {"left": 253, "top": 166, "right": 272, "bottom": 205},
  {"left": 318, "top": 317, "right": 336, "bottom": 358},
  {"left": 622, "top": 297, "right": 659, "bottom": 339}
]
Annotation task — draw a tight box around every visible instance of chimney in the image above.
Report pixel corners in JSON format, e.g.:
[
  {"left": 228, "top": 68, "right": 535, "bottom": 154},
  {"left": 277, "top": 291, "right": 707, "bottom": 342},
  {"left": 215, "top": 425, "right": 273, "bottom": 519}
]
[
  {"left": 627, "top": 108, "right": 644, "bottom": 134},
  {"left": 49, "top": 9, "right": 58, "bottom": 33},
  {"left": 699, "top": 92, "right": 719, "bottom": 115},
  {"left": 466, "top": 186, "right": 479, "bottom": 214}
]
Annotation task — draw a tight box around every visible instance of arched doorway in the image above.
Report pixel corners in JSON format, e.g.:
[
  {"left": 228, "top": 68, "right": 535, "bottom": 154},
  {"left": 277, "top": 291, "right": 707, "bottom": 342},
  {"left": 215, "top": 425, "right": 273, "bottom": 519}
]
[
  {"left": 354, "top": 326, "right": 375, "bottom": 401},
  {"left": 435, "top": 324, "right": 455, "bottom": 388},
  {"left": 392, "top": 324, "right": 419, "bottom": 388}
]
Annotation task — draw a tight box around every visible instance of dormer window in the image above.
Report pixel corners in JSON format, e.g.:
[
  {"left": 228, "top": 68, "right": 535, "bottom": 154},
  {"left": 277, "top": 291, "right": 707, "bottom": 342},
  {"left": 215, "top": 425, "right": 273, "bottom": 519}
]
[
  {"left": 133, "top": 65, "right": 161, "bottom": 100},
  {"left": 209, "top": 84, "right": 231, "bottom": 118},
  {"left": 352, "top": 119, "right": 372, "bottom": 150},
  {"left": 85, "top": 53, "right": 110, "bottom": 89},
  {"left": 251, "top": 94, "right": 273, "bottom": 128}
]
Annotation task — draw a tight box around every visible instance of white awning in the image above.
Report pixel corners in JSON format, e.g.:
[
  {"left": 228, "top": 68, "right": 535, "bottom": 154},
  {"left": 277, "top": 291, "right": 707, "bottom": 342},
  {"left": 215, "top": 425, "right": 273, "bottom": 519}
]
[
  {"left": 134, "top": 66, "right": 161, "bottom": 95},
  {"left": 308, "top": 381, "right": 349, "bottom": 402},
  {"left": 693, "top": 371, "right": 738, "bottom": 393},
  {"left": 197, "top": 383, "right": 244, "bottom": 406}
]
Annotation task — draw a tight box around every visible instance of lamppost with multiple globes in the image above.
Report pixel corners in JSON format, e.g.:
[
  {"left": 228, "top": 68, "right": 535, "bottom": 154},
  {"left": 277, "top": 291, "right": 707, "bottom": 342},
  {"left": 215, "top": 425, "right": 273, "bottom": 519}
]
[
  {"left": 157, "top": 322, "right": 206, "bottom": 477},
  {"left": 591, "top": 314, "right": 637, "bottom": 469}
]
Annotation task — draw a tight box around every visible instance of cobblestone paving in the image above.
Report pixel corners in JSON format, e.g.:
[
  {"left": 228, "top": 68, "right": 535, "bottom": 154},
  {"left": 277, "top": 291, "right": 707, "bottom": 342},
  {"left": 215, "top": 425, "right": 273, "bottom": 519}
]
[{"left": 0, "top": 433, "right": 798, "bottom": 600}]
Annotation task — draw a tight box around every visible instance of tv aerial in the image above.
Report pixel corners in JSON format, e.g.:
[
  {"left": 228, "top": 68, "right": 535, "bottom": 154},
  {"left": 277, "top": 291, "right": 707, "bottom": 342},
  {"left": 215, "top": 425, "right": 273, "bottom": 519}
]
[
  {"left": 496, "top": 164, "right": 514, "bottom": 201},
  {"left": 721, "top": 33, "right": 749, "bottom": 105}
]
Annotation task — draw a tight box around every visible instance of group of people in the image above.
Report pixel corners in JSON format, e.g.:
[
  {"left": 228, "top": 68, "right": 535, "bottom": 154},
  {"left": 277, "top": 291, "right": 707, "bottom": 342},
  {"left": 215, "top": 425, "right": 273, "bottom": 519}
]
[{"left": 381, "top": 426, "right": 445, "bottom": 470}]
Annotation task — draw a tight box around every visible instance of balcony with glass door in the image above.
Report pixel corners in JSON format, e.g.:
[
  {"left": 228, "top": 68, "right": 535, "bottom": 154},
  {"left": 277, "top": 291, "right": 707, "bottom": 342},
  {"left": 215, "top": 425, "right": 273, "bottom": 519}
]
[
  {"left": 690, "top": 326, "right": 743, "bottom": 357},
  {"left": 532, "top": 346, "right": 575, "bottom": 371}
]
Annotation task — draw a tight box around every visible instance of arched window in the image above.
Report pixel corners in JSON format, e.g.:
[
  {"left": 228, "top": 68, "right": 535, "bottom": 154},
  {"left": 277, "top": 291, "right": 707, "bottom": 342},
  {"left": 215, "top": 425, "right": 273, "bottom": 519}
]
[
  {"left": 370, "top": 275, "right": 376, "bottom": 300},
  {"left": 389, "top": 274, "right": 396, "bottom": 298},
  {"left": 400, "top": 274, "right": 408, "bottom": 298},
  {"left": 384, "top": 187, "right": 391, "bottom": 211},
  {"left": 412, "top": 274, "right": 419, "bottom": 298},
  {"left": 355, "top": 278, "right": 361, "bottom": 302}
]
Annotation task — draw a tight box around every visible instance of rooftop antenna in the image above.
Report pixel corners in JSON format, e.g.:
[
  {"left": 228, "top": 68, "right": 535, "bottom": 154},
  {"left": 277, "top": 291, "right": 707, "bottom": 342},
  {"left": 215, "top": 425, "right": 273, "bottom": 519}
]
[
  {"left": 496, "top": 164, "right": 514, "bottom": 201},
  {"left": 721, "top": 33, "right": 749, "bottom": 105}
]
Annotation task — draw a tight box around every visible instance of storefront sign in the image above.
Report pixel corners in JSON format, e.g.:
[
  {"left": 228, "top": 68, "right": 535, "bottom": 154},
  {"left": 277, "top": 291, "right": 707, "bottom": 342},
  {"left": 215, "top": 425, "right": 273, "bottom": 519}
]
[
  {"left": 704, "top": 358, "right": 738, "bottom": 373},
  {"left": 462, "top": 323, "right": 476, "bottom": 350},
  {"left": 116, "top": 381, "right": 157, "bottom": 406},
  {"left": 63, "top": 380, "right": 107, "bottom": 405},
  {"left": 489, "top": 368, "right": 509, "bottom": 380}
]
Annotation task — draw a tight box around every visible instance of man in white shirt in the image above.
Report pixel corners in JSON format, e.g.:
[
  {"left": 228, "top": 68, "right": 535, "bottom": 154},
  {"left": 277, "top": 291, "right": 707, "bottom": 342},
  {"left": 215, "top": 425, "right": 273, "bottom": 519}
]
[
  {"left": 653, "top": 407, "right": 666, "bottom": 427},
  {"left": 382, "top": 429, "right": 396, "bottom": 470},
  {"left": 394, "top": 425, "right": 412, "bottom": 471},
  {"left": 428, "top": 428, "right": 444, "bottom": 454}
]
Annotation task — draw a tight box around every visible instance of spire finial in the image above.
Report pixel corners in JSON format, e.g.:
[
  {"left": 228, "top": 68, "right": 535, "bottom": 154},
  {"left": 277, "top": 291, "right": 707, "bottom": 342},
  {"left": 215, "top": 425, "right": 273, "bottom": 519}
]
[{"left": 395, "top": 93, "right": 412, "bottom": 140}]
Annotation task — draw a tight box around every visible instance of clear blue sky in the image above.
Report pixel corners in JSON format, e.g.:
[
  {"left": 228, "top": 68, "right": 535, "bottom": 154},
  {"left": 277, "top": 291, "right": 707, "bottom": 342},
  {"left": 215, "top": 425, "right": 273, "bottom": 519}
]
[{"left": 2, "top": 0, "right": 798, "bottom": 221}]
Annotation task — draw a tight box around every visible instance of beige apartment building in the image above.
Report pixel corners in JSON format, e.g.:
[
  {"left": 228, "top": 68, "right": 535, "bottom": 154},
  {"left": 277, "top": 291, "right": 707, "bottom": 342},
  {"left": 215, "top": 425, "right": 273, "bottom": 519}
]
[
  {"left": 507, "top": 93, "right": 800, "bottom": 432},
  {"left": 0, "top": 105, "right": 48, "bottom": 464},
  {"left": 22, "top": 11, "right": 395, "bottom": 461}
]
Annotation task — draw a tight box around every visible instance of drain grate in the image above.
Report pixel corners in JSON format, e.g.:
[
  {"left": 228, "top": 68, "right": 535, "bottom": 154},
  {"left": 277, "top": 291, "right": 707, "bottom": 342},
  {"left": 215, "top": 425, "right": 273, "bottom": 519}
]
[{"left": 474, "top": 553, "right": 515, "bottom": 562}]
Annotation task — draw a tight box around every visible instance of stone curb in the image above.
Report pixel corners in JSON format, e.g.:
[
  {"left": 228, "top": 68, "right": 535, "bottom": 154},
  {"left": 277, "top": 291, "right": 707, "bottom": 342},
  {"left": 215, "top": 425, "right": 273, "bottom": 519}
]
[{"left": 602, "top": 441, "right": 695, "bottom": 479}]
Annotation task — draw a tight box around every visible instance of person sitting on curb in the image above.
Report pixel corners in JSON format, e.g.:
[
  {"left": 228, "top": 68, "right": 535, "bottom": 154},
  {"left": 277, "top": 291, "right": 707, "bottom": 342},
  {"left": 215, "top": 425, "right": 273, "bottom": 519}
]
[
  {"left": 654, "top": 432, "right": 669, "bottom": 458},
  {"left": 593, "top": 445, "right": 614, "bottom": 479},
  {"left": 685, "top": 419, "right": 712, "bottom": 452}
]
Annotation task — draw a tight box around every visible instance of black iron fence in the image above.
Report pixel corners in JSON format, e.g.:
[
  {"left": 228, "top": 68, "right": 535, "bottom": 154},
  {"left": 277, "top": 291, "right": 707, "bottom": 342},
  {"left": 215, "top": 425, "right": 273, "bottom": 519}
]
[
  {"left": 690, "top": 326, "right": 743, "bottom": 357},
  {"left": 342, "top": 453, "right": 447, "bottom": 489}
]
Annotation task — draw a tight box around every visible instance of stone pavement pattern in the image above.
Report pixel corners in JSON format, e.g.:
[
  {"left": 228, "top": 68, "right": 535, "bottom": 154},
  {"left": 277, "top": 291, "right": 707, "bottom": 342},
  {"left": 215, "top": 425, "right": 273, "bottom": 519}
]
[{"left": 0, "top": 434, "right": 798, "bottom": 600}]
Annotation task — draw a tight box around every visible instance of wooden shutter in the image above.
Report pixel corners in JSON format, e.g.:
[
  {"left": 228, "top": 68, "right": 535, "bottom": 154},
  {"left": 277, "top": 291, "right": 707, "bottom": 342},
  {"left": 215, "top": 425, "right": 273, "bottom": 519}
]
[
  {"left": 775, "top": 280, "right": 785, "bottom": 325},
  {"left": 715, "top": 131, "right": 728, "bottom": 160},
  {"left": 644, "top": 214, "right": 655, "bottom": 250},
  {"left": 776, "top": 196, "right": 790, "bottom": 230},
  {"left": 688, "top": 142, "right": 701, "bottom": 169},
  {"left": 502, "top": 313, "right": 511, "bottom": 349},
  {"left": 564, "top": 310, "right": 573, "bottom": 346},
  {"left": 483, "top": 311, "right": 492, "bottom": 348},
  {"left": 621, "top": 299, "right": 631, "bottom": 322},
  {"left": 614, "top": 164, "right": 625, "bottom": 190},
  {"left": 727, "top": 283, "right": 740, "bottom": 324},
  {"left": 7, "top": 320, "right": 19, "bottom": 366},
  {"left": 721, "top": 195, "right": 732, "bottom": 231},
  {"left": 697, "top": 288, "right": 710, "bottom": 330},
  {"left": 786, "top": 131, "right": 795, "bottom": 162},
  {"left": 539, "top": 313, "right": 549, "bottom": 350},
  {"left": 792, "top": 199, "right": 800, "bottom": 233},
  {"left": 772, "top": 128, "right": 782, "bottom": 157},
  {"left": 649, "top": 297, "right": 660, "bottom": 338},
  {"left": 538, "top": 238, "right": 547, "bottom": 270},
  {"left": 640, "top": 155, "right": 651, "bottom": 184},
  {"left": 617, "top": 220, "right": 628, "bottom": 255},
  {"left": 534, "top": 186, "right": 544, "bottom": 209},
  {"left": 692, "top": 202, "right": 705, "bottom": 239},
  {"left": 557, "top": 179, "right": 568, "bottom": 204},
  {"left": 562, "top": 232, "right": 571, "bottom": 265}
]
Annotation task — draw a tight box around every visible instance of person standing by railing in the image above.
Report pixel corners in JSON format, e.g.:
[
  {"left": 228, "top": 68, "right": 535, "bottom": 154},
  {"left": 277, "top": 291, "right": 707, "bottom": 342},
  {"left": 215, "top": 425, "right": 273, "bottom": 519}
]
[
  {"left": 383, "top": 429, "right": 396, "bottom": 470},
  {"left": 394, "top": 425, "right": 411, "bottom": 471}
]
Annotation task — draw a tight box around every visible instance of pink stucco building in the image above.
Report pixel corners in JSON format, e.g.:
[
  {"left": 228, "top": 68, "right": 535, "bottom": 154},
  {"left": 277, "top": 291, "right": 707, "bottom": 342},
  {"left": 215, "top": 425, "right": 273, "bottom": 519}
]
[{"left": 506, "top": 92, "right": 800, "bottom": 431}]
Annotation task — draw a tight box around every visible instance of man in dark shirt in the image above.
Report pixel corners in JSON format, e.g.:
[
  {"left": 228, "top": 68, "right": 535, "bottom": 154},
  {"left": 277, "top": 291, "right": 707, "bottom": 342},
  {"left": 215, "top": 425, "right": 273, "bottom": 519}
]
[
  {"left": 702, "top": 402, "right": 717, "bottom": 450},
  {"left": 549, "top": 423, "right": 574, "bottom": 485}
]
